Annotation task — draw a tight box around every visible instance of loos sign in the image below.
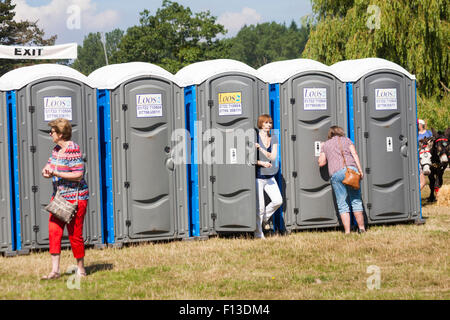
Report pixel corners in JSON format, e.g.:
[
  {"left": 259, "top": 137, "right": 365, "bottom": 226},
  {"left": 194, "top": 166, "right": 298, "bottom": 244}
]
[
  {"left": 136, "top": 94, "right": 163, "bottom": 118},
  {"left": 44, "top": 97, "right": 73, "bottom": 121},
  {"left": 303, "top": 88, "right": 327, "bottom": 110},
  {"left": 375, "top": 88, "right": 397, "bottom": 110}
]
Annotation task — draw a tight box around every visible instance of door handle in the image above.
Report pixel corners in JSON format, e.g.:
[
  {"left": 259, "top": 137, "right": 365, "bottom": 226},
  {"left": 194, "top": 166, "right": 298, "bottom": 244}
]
[
  {"left": 165, "top": 158, "right": 175, "bottom": 171},
  {"left": 400, "top": 145, "right": 408, "bottom": 157},
  {"left": 400, "top": 136, "right": 408, "bottom": 157}
]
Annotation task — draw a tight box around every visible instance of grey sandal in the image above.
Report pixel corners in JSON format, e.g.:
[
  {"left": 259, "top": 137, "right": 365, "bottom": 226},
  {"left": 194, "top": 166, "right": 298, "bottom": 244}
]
[
  {"left": 41, "top": 272, "right": 61, "bottom": 280},
  {"left": 77, "top": 270, "right": 87, "bottom": 278}
]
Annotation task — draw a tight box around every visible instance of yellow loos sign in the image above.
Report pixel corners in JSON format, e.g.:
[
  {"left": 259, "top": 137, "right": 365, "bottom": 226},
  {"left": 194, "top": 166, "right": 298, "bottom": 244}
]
[
  {"left": 218, "top": 92, "right": 241, "bottom": 104},
  {"left": 218, "top": 92, "right": 242, "bottom": 116}
]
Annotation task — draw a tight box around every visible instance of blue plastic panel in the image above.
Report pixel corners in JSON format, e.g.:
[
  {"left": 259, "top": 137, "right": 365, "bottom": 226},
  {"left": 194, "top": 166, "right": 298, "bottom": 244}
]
[
  {"left": 6, "top": 91, "right": 20, "bottom": 251},
  {"left": 346, "top": 83, "right": 355, "bottom": 144},
  {"left": 414, "top": 81, "right": 422, "bottom": 219},
  {"left": 269, "top": 83, "right": 284, "bottom": 232},
  {"left": 184, "top": 86, "right": 200, "bottom": 237},
  {"left": 97, "top": 89, "right": 114, "bottom": 244}
]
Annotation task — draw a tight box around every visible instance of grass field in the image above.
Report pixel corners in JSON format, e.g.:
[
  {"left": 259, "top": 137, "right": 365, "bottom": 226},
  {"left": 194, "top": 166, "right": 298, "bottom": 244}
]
[{"left": 1, "top": 172, "right": 448, "bottom": 300}]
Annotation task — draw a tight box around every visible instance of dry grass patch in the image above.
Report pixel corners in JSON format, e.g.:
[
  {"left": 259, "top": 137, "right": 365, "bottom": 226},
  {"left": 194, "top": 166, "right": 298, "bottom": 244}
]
[{"left": 437, "top": 185, "right": 450, "bottom": 207}]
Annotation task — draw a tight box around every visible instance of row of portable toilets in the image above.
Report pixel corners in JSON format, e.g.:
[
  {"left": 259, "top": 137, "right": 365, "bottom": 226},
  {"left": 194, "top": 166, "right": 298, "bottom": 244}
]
[{"left": 0, "top": 58, "right": 421, "bottom": 256}]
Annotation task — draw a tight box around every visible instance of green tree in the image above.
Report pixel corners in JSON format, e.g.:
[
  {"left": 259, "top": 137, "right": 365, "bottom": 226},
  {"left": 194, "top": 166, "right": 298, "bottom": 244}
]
[
  {"left": 112, "top": 0, "right": 227, "bottom": 73},
  {"left": 303, "top": 0, "right": 449, "bottom": 99},
  {"left": 228, "top": 21, "right": 310, "bottom": 69},
  {"left": 106, "top": 29, "right": 124, "bottom": 62},
  {"left": 0, "top": 0, "right": 56, "bottom": 75},
  {"left": 72, "top": 29, "right": 124, "bottom": 75}
]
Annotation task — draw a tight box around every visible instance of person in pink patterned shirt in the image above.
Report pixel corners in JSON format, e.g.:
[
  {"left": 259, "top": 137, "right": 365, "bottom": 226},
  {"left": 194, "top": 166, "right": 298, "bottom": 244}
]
[
  {"left": 318, "top": 126, "right": 366, "bottom": 234},
  {"left": 41, "top": 118, "right": 89, "bottom": 280}
]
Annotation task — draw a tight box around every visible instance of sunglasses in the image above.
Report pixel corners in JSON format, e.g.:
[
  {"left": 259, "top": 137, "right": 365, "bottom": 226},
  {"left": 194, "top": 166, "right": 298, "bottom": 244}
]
[{"left": 49, "top": 130, "right": 57, "bottom": 136}]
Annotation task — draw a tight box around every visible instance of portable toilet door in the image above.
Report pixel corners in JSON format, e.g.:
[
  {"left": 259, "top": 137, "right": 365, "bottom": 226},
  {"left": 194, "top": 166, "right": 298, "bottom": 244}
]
[
  {"left": 258, "top": 59, "right": 348, "bottom": 231},
  {"left": 176, "top": 59, "right": 269, "bottom": 237},
  {"left": 0, "top": 89, "right": 14, "bottom": 256},
  {"left": 0, "top": 64, "right": 103, "bottom": 253},
  {"left": 330, "top": 58, "right": 421, "bottom": 224},
  {"left": 89, "top": 62, "right": 189, "bottom": 246}
]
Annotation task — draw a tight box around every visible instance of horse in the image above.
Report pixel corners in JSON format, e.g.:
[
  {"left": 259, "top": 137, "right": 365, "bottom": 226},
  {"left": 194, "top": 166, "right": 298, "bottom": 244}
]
[{"left": 425, "top": 130, "right": 450, "bottom": 202}]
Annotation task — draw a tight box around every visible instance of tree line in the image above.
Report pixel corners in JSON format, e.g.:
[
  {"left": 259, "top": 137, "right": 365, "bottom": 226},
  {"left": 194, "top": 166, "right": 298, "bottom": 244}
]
[
  {"left": 72, "top": 1, "right": 310, "bottom": 74},
  {"left": 1, "top": 0, "right": 447, "bottom": 130},
  {"left": 303, "top": 0, "right": 448, "bottom": 130}
]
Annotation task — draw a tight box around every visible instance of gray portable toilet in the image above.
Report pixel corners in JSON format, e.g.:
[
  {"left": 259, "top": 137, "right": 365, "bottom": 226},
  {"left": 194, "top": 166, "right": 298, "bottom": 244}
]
[
  {"left": 0, "top": 89, "right": 14, "bottom": 256},
  {"left": 258, "top": 59, "right": 348, "bottom": 231},
  {"left": 330, "top": 58, "right": 421, "bottom": 224},
  {"left": 176, "top": 59, "right": 269, "bottom": 237},
  {"left": 0, "top": 64, "right": 103, "bottom": 254},
  {"left": 88, "top": 62, "right": 189, "bottom": 246}
]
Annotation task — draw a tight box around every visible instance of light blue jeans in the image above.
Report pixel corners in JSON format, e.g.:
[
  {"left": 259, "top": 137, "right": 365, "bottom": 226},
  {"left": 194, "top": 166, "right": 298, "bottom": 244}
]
[{"left": 330, "top": 166, "right": 363, "bottom": 214}]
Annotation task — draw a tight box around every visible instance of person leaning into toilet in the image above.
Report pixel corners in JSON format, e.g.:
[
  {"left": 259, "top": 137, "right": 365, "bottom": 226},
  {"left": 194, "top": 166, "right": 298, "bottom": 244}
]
[
  {"left": 318, "top": 126, "right": 366, "bottom": 234},
  {"left": 41, "top": 118, "right": 89, "bottom": 280},
  {"left": 254, "top": 114, "right": 283, "bottom": 239}
]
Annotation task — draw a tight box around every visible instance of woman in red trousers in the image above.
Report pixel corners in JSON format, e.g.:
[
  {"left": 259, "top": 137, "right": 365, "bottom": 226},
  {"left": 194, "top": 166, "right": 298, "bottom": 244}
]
[{"left": 41, "top": 118, "right": 89, "bottom": 280}]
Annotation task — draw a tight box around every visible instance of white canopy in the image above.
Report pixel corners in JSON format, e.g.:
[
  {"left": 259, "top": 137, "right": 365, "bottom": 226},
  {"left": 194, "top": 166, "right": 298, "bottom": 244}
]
[
  {"left": 330, "top": 58, "right": 416, "bottom": 82},
  {"left": 257, "top": 59, "right": 333, "bottom": 84},
  {"left": 175, "top": 59, "right": 263, "bottom": 87},
  {"left": 88, "top": 62, "right": 179, "bottom": 89},
  {"left": 0, "top": 64, "right": 91, "bottom": 91}
]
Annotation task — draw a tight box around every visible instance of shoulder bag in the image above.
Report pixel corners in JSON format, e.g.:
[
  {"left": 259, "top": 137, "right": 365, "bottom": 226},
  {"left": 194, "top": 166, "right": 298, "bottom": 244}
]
[{"left": 338, "top": 137, "right": 361, "bottom": 190}]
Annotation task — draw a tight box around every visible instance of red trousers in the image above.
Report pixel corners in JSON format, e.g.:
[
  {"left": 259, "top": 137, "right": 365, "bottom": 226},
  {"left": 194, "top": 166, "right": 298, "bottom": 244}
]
[{"left": 48, "top": 199, "right": 88, "bottom": 259}]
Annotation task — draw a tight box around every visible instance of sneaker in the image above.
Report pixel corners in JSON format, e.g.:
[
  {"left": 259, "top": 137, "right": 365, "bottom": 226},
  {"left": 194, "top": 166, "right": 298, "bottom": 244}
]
[
  {"left": 358, "top": 228, "right": 366, "bottom": 234},
  {"left": 262, "top": 220, "right": 270, "bottom": 231}
]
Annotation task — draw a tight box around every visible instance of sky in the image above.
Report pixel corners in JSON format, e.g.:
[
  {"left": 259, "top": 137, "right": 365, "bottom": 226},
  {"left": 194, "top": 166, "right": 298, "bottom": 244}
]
[{"left": 12, "top": 0, "right": 313, "bottom": 44}]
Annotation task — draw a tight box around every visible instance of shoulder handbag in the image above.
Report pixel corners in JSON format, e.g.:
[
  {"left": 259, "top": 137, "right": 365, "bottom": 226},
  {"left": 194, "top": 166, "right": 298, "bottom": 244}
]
[
  {"left": 338, "top": 137, "right": 361, "bottom": 190},
  {"left": 44, "top": 151, "right": 79, "bottom": 224}
]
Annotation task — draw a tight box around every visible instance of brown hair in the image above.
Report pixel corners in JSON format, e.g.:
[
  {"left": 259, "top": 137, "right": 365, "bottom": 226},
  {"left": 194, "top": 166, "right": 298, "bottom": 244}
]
[
  {"left": 257, "top": 114, "right": 273, "bottom": 129},
  {"left": 48, "top": 118, "right": 72, "bottom": 141},
  {"left": 327, "top": 126, "right": 346, "bottom": 140}
]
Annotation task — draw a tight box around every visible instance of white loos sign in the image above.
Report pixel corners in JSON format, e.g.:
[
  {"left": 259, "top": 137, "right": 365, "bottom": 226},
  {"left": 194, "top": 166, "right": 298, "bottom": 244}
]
[
  {"left": 44, "top": 97, "right": 73, "bottom": 121},
  {"left": 375, "top": 88, "right": 397, "bottom": 110},
  {"left": 136, "top": 94, "right": 163, "bottom": 118},
  {"left": 304, "top": 88, "right": 327, "bottom": 110}
]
